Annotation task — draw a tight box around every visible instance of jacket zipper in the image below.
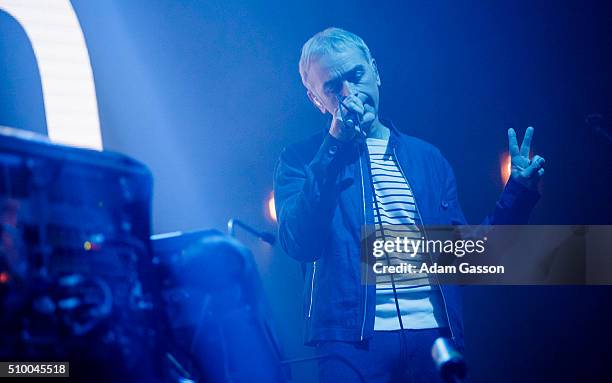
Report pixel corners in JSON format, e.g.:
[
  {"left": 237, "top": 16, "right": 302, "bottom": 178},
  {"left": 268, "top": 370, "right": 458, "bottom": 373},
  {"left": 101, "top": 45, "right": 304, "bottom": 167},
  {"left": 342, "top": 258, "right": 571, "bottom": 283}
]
[
  {"left": 307, "top": 261, "right": 316, "bottom": 318},
  {"left": 392, "top": 147, "right": 456, "bottom": 341},
  {"left": 358, "top": 155, "right": 368, "bottom": 340}
]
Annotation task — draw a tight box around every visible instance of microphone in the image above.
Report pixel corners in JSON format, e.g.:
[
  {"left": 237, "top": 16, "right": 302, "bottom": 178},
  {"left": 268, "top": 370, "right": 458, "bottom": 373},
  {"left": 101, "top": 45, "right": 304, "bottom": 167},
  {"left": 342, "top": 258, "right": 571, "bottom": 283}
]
[
  {"left": 227, "top": 218, "right": 276, "bottom": 245},
  {"left": 337, "top": 96, "right": 364, "bottom": 138},
  {"left": 431, "top": 337, "right": 467, "bottom": 383},
  {"left": 343, "top": 110, "right": 358, "bottom": 130}
]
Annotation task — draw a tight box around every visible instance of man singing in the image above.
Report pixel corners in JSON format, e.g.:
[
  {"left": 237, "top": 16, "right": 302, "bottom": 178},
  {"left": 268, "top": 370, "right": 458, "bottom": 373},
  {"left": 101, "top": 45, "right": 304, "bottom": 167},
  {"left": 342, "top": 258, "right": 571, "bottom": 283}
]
[{"left": 274, "top": 27, "right": 545, "bottom": 383}]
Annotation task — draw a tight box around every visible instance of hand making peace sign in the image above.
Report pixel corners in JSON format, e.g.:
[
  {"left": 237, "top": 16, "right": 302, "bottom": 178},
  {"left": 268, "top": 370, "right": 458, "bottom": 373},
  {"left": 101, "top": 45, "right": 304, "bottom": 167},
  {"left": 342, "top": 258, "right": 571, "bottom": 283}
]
[{"left": 507, "top": 126, "right": 545, "bottom": 190}]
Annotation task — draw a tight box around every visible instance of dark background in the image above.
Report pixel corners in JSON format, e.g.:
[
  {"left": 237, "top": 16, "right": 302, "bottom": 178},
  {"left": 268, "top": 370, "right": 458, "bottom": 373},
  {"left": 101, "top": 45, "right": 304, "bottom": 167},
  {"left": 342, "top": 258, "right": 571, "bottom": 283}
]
[{"left": 1, "top": 1, "right": 611, "bottom": 381}]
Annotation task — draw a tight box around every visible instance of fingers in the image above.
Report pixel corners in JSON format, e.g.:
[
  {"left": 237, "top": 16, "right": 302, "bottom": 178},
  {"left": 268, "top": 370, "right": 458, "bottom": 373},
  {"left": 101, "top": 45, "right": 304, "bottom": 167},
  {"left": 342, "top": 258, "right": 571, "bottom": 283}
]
[
  {"left": 334, "top": 105, "right": 360, "bottom": 129},
  {"left": 331, "top": 104, "right": 363, "bottom": 141},
  {"left": 538, "top": 168, "right": 545, "bottom": 177},
  {"left": 362, "top": 110, "right": 376, "bottom": 125},
  {"left": 508, "top": 128, "right": 520, "bottom": 157},
  {"left": 520, "top": 126, "right": 534, "bottom": 157},
  {"left": 523, "top": 155, "right": 545, "bottom": 178},
  {"left": 337, "top": 95, "right": 367, "bottom": 134},
  {"left": 339, "top": 94, "right": 365, "bottom": 116}
]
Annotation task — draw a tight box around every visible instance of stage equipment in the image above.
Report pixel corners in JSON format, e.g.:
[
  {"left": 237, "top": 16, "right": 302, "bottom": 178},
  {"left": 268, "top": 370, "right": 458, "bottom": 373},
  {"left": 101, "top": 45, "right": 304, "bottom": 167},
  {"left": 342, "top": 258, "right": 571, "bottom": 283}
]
[
  {"left": 0, "top": 126, "right": 159, "bottom": 381},
  {"left": 152, "top": 229, "right": 287, "bottom": 383},
  {"left": 227, "top": 217, "right": 276, "bottom": 245},
  {"left": 431, "top": 337, "right": 467, "bottom": 383}
]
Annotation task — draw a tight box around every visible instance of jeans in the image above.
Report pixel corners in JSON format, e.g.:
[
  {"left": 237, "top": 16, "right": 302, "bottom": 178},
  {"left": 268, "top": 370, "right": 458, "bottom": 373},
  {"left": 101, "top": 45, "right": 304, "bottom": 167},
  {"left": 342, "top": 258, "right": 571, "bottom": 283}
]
[{"left": 316, "top": 328, "right": 452, "bottom": 383}]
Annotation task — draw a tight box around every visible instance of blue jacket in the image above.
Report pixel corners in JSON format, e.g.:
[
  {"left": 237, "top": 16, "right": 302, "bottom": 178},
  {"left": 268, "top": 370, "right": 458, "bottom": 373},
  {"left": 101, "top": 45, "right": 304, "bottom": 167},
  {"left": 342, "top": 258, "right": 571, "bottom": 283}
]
[{"left": 274, "top": 123, "right": 540, "bottom": 348}]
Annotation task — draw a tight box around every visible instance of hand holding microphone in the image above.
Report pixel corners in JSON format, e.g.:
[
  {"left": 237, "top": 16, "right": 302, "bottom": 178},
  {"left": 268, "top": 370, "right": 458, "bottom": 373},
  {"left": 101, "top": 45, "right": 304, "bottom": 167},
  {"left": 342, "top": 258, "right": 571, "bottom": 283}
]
[{"left": 329, "top": 93, "right": 374, "bottom": 141}]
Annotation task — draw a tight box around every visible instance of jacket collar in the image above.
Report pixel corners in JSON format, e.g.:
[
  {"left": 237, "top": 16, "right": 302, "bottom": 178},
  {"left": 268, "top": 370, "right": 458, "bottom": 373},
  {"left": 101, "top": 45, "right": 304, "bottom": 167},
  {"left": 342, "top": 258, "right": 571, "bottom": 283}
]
[{"left": 380, "top": 118, "right": 402, "bottom": 150}]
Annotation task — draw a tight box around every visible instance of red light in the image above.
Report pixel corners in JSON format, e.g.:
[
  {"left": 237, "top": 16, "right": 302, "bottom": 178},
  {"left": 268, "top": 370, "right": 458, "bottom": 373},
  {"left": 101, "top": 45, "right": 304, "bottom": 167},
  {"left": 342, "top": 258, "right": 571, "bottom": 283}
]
[
  {"left": 266, "top": 192, "right": 277, "bottom": 222},
  {"left": 0, "top": 272, "right": 9, "bottom": 284},
  {"left": 501, "top": 152, "right": 511, "bottom": 185}
]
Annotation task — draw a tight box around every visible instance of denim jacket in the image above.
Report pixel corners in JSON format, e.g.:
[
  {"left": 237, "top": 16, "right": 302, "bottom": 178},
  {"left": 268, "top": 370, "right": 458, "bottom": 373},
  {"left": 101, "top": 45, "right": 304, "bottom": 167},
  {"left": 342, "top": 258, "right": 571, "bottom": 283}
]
[{"left": 273, "top": 122, "right": 540, "bottom": 348}]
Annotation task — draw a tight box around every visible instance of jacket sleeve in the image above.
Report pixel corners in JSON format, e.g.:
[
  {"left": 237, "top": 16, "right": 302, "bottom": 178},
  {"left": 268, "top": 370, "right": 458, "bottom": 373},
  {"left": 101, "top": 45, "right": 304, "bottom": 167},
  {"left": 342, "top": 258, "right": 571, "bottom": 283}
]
[
  {"left": 273, "top": 134, "right": 348, "bottom": 262},
  {"left": 441, "top": 155, "right": 540, "bottom": 225}
]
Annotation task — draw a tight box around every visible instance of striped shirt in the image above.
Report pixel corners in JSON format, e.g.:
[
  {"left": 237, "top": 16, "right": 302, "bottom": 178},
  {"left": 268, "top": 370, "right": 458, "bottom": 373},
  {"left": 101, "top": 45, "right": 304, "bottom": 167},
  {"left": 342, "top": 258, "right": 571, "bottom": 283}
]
[{"left": 367, "top": 137, "right": 447, "bottom": 331}]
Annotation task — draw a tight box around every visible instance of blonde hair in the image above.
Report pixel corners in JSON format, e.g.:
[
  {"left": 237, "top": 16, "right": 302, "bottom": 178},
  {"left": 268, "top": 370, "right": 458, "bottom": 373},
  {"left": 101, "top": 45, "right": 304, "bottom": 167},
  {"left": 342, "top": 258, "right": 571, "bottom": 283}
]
[{"left": 299, "top": 27, "right": 373, "bottom": 87}]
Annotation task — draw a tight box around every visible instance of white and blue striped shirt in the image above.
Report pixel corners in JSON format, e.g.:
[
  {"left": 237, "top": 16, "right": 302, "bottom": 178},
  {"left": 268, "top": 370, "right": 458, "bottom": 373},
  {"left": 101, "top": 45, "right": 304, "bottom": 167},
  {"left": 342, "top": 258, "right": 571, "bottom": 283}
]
[{"left": 367, "top": 137, "right": 447, "bottom": 331}]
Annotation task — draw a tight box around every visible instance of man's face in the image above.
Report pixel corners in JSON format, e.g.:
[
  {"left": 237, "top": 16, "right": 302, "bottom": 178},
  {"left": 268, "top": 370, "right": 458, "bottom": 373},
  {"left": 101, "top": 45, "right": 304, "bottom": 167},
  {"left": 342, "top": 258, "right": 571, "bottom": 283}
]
[{"left": 305, "top": 46, "right": 381, "bottom": 130}]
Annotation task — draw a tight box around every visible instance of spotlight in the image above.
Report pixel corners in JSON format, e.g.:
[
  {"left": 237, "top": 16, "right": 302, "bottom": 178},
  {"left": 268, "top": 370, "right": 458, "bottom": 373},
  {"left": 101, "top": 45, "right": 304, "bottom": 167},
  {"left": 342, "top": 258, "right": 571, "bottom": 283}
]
[
  {"left": 501, "top": 152, "right": 511, "bottom": 185},
  {"left": 266, "top": 191, "right": 277, "bottom": 222}
]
